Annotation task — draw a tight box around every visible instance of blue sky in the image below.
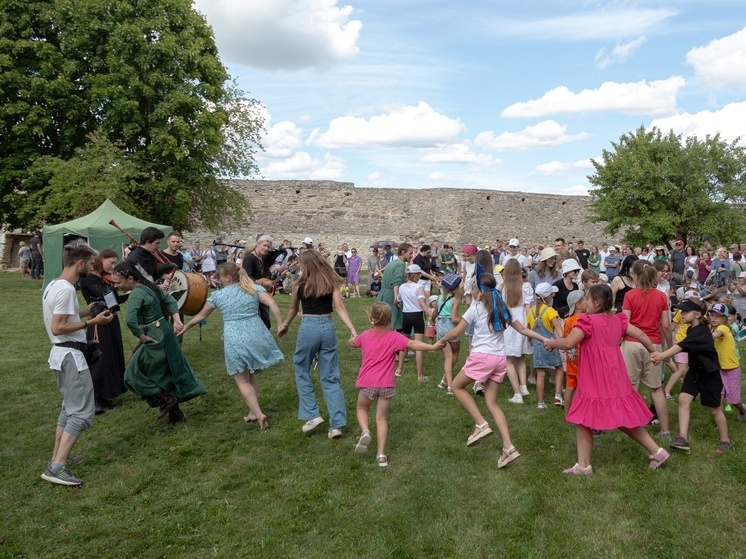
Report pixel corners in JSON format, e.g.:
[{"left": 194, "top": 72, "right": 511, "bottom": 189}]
[{"left": 194, "top": 0, "right": 746, "bottom": 195}]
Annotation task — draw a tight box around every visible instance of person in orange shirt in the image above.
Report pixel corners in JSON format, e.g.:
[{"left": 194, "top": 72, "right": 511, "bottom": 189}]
[{"left": 563, "top": 290, "right": 586, "bottom": 415}]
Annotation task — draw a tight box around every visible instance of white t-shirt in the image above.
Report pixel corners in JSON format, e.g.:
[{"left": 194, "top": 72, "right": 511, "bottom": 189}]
[
  {"left": 398, "top": 282, "right": 425, "bottom": 313},
  {"left": 462, "top": 302, "right": 506, "bottom": 356},
  {"left": 43, "top": 278, "right": 87, "bottom": 370}
]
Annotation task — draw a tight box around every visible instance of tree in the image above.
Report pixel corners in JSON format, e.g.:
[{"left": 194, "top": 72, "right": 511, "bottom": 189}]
[
  {"left": 587, "top": 126, "right": 746, "bottom": 248},
  {"left": 0, "top": 0, "right": 264, "bottom": 231}
]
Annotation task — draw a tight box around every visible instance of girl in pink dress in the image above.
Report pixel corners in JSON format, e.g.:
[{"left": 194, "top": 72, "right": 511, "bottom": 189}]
[
  {"left": 545, "top": 284, "right": 670, "bottom": 475},
  {"left": 349, "top": 303, "right": 442, "bottom": 467}
]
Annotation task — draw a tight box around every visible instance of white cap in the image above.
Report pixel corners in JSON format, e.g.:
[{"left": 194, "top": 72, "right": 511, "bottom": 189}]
[
  {"left": 561, "top": 259, "right": 582, "bottom": 275},
  {"left": 407, "top": 264, "right": 423, "bottom": 274},
  {"left": 508, "top": 238, "right": 519, "bottom": 247},
  {"left": 302, "top": 236, "right": 313, "bottom": 245},
  {"left": 535, "top": 282, "right": 559, "bottom": 298},
  {"left": 428, "top": 295, "right": 439, "bottom": 305}
]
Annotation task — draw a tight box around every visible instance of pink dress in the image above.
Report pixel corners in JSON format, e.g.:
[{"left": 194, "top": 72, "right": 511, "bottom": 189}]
[{"left": 565, "top": 313, "right": 653, "bottom": 430}]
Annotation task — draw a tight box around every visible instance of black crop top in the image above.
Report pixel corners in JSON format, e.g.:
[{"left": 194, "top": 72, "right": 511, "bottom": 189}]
[{"left": 298, "top": 284, "right": 334, "bottom": 314}]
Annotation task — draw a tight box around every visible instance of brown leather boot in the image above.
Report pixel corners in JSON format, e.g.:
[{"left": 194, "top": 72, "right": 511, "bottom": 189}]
[
  {"left": 154, "top": 392, "right": 177, "bottom": 420},
  {"left": 166, "top": 405, "right": 185, "bottom": 425}
]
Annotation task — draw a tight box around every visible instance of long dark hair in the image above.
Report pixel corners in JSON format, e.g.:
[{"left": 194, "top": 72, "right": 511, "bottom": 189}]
[
  {"left": 619, "top": 255, "right": 639, "bottom": 278},
  {"left": 112, "top": 261, "right": 171, "bottom": 320}
]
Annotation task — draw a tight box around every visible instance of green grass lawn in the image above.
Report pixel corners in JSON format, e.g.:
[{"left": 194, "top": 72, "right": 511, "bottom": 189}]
[{"left": 1, "top": 272, "right": 745, "bottom": 559}]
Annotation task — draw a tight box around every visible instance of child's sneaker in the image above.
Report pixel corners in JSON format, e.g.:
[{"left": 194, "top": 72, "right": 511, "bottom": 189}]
[
  {"left": 715, "top": 439, "right": 734, "bottom": 454},
  {"left": 520, "top": 385, "right": 530, "bottom": 397},
  {"left": 670, "top": 435, "right": 690, "bottom": 450},
  {"left": 508, "top": 394, "right": 524, "bottom": 404},
  {"left": 553, "top": 394, "right": 564, "bottom": 407},
  {"left": 649, "top": 448, "right": 670, "bottom": 469},
  {"left": 665, "top": 391, "right": 673, "bottom": 400},
  {"left": 537, "top": 401, "right": 547, "bottom": 410},
  {"left": 437, "top": 379, "right": 447, "bottom": 390},
  {"left": 354, "top": 430, "right": 371, "bottom": 454},
  {"left": 473, "top": 382, "right": 485, "bottom": 395}
]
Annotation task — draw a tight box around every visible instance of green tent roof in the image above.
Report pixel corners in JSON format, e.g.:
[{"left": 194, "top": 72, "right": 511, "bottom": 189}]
[{"left": 42, "top": 199, "right": 171, "bottom": 287}]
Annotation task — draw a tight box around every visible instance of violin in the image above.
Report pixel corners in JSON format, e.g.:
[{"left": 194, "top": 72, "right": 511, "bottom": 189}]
[{"left": 101, "top": 271, "right": 116, "bottom": 286}]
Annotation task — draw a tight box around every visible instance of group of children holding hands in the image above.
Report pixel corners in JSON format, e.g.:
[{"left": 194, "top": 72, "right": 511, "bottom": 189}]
[{"left": 348, "top": 255, "right": 743, "bottom": 474}]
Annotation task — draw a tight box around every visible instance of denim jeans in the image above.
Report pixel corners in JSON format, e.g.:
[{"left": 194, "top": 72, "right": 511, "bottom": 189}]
[{"left": 293, "top": 316, "right": 347, "bottom": 429}]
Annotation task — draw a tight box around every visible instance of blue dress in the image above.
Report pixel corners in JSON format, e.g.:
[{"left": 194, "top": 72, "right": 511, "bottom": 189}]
[{"left": 207, "top": 284, "right": 284, "bottom": 375}]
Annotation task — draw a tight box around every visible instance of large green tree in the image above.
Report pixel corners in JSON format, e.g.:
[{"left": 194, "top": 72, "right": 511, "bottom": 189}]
[
  {"left": 587, "top": 126, "right": 746, "bottom": 248},
  {"left": 0, "top": 0, "right": 263, "bottom": 231}
]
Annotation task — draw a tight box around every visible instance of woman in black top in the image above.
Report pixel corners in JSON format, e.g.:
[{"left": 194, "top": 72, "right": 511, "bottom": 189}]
[
  {"left": 611, "top": 255, "right": 639, "bottom": 312},
  {"left": 80, "top": 249, "right": 128, "bottom": 412},
  {"left": 279, "top": 250, "right": 357, "bottom": 439}
]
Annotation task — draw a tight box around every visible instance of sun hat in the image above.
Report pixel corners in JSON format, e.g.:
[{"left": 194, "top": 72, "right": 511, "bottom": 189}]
[
  {"left": 494, "top": 264, "right": 504, "bottom": 274},
  {"left": 567, "top": 290, "right": 585, "bottom": 315},
  {"left": 535, "top": 282, "right": 559, "bottom": 298},
  {"left": 655, "top": 245, "right": 666, "bottom": 252},
  {"left": 407, "top": 264, "right": 422, "bottom": 274},
  {"left": 561, "top": 259, "right": 582, "bottom": 275},
  {"left": 538, "top": 247, "right": 558, "bottom": 262},
  {"left": 598, "top": 273, "right": 609, "bottom": 283},
  {"left": 709, "top": 303, "right": 729, "bottom": 316}
]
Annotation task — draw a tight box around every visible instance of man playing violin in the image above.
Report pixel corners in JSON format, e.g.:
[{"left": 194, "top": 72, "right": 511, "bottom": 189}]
[{"left": 126, "top": 227, "right": 176, "bottom": 283}]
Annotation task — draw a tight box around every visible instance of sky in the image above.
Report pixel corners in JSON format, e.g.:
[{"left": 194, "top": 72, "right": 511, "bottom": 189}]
[{"left": 193, "top": 0, "right": 746, "bottom": 195}]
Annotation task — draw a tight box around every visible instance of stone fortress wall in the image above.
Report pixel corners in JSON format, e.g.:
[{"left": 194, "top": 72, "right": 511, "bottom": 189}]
[
  {"left": 188, "top": 180, "right": 616, "bottom": 253},
  {"left": 0, "top": 180, "right": 617, "bottom": 270}
]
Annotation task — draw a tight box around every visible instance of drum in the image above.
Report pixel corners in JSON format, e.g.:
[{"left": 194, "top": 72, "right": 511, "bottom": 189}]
[{"left": 168, "top": 271, "right": 208, "bottom": 315}]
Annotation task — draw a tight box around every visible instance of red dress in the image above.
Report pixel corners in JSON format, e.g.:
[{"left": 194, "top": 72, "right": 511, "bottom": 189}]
[{"left": 565, "top": 313, "right": 653, "bottom": 430}]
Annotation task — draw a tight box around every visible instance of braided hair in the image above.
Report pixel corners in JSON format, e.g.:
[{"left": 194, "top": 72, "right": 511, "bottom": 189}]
[{"left": 112, "top": 261, "right": 172, "bottom": 320}]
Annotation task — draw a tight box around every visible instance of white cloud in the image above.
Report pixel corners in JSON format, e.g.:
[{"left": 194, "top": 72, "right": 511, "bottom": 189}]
[
  {"left": 260, "top": 121, "right": 305, "bottom": 159},
  {"left": 533, "top": 158, "right": 595, "bottom": 176},
  {"left": 490, "top": 9, "right": 676, "bottom": 41},
  {"left": 501, "top": 78, "right": 684, "bottom": 118},
  {"left": 595, "top": 36, "right": 647, "bottom": 69},
  {"left": 420, "top": 143, "right": 502, "bottom": 165},
  {"left": 686, "top": 27, "right": 746, "bottom": 89},
  {"left": 311, "top": 102, "right": 465, "bottom": 149},
  {"left": 428, "top": 171, "right": 445, "bottom": 180},
  {"left": 475, "top": 121, "right": 589, "bottom": 151},
  {"left": 262, "top": 152, "right": 345, "bottom": 179},
  {"left": 650, "top": 101, "right": 746, "bottom": 145},
  {"left": 367, "top": 171, "right": 381, "bottom": 181},
  {"left": 194, "top": 0, "right": 361, "bottom": 69}
]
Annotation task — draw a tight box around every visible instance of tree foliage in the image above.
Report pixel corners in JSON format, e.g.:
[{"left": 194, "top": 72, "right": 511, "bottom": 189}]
[
  {"left": 587, "top": 126, "right": 746, "bottom": 248},
  {"left": 0, "top": 0, "right": 264, "bottom": 231}
]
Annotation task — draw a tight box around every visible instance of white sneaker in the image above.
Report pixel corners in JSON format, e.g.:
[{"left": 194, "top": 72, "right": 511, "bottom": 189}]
[
  {"left": 508, "top": 394, "right": 524, "bottom": 404},
  {"left": 473, "top": 382, "right": 485, "bottom": 395},
  {"left": 301, "top": 416, "right": 324, "bottom": 433},
  {"left": 328, "top": 428, "right": 343, "bottom": 439},
  {"left": 520, "top": 385, "right": 530, "bottom": 397}
]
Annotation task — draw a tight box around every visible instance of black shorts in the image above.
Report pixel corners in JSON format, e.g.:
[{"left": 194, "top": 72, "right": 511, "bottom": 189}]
[
  {"left": 402, "top": 311, "right": 425, "bottom": 335},
  {"left": 681, "top": 370, "right": 723, "bottom": 407}
]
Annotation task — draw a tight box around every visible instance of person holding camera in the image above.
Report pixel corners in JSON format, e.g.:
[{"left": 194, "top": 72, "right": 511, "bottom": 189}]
[
  {"left": 81, "top": 249, "right": 129, "bottom": 414},
  {"left": 41, "top": 241, "right": 115, "bottom": 486}
]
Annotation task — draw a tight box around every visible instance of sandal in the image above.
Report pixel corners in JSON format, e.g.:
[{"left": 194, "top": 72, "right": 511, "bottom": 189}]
[
  {"left": 497, "top": 446, "right": 521, "bottom": 468},
  {"left": 377, "top": 454, "right": 388, "bottom": 467},
  {"left": 395, "top": 369, "right": 404, "bottom": 378},
  {"left": 437, "top": 379, "right": 447, "bottom": 390},
  {"left": 466, "top": 422, "right": 493, "bottom": 447},
  {"left": 354, "top": 430, "right": 371, "bottom": 454}
]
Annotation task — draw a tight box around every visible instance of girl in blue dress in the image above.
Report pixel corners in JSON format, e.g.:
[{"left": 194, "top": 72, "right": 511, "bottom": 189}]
[{"left": 183, "top": 263, "right": 284, "bottom": 430}]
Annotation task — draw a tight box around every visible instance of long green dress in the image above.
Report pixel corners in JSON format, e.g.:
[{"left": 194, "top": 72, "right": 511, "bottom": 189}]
[
  {"left": 377, "top": 257, "right": 405, "bottom": 330},
  {"left": 124, "top": 285, "right": 207, "bottom": 407}
]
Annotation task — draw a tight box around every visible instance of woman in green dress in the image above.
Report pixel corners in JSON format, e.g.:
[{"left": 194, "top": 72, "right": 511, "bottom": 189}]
[{"left": 110, "top": 262, "right": 207, "bottom": 424}]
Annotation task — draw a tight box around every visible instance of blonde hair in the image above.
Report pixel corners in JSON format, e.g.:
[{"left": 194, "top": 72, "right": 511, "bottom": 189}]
[
  {"left": 297, "top": 250, "right": 344, "bottom": 298},
  {"left": 367, "top": 302, "right": 392, "bottom": 329},
  {"left": 217, "top": 262, "right": 257, "bottom": 296},
  {"left": 502, "top": 259, "right": 523, "bottom": 308}
]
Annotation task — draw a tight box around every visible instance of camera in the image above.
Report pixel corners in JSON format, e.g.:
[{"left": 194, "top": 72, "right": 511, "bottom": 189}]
[{"left": 91, "top": 291, "right": 120, "bottom": 317}]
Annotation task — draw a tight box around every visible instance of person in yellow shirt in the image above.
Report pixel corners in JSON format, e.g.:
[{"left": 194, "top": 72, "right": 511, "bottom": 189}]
[
  {"left": 709, "top": 303, "right": 746, "bottom": 422},
  {"left": 527, "top": 283, "right": 563, "bottom": 410}
]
